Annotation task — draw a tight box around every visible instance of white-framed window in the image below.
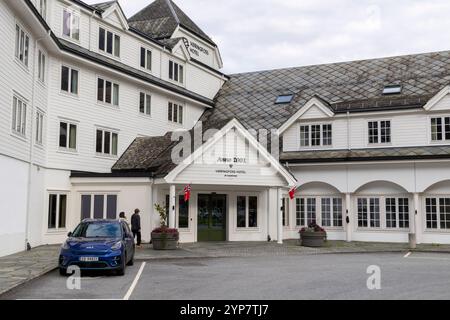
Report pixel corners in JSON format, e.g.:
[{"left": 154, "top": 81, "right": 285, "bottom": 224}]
[
  {"left": 425, "top": 197, "right": 450, "bottom": 230},
  {"left": 169, "top": 60, "right": 184, "bottom": 84},
  {"left": 296, "top": 196, "right": 343, "bottom": 228},
  {"left": 236, "top": 195, "right": 258, "bottom": 228},
  {"left": 11, "top": 95, "right": 27, "bottom": 136},
  {"left": 48, "top": 193, "right": 67, "bottom": 230},
  {"left": 99, "top": 27, "right": 120, "bottom": 57},
  {"left": 96, "top": 128, "right": 118, "bottom": 156},
  {"left": 35, "top": 111, "right": 44, "bottom": 145},
  {"left": 61, "top": 65, "right": 79, "bottom": 95},
  {"left": 38, "top": 50, "right": 46, "bottom": 83},
  {"left": 168, "top": 102, "right": 183, "bottom": 124},
  {"left": 97, "top": 77, "right": 119, "bottom": 106},
  {"left": 62, "top": 9, "right": 80, "bottom": 41},
  {"left": 37, "top": 0, "right": 47, "bottom": 20},
  {"left": 140, "top": 47, "right": 152, "bottom": 71},
  {"left": 385, "top": 197, "right": 410, "bottom": 229},
  {"left": 139, "top": 92, "right": 152, "bottom": 116},
  {"left": 295, "top": 198, "right": 318, "bottom": 227},
  {"left": 368, "top": 120, "right": 391, "bottom": 144},
  {"left": 59, "top": 121, "right": 77, "bottom": 150},
  {"left": 321, "top": 198, "right": 343, "bottom": 227},
  {"left": 357, "top": 197, "right": 380, "bottom": 228},
  {"left": 282, "top": 198, "right": 290, "bottom": 227},
  {"left": 81, "top": 194, "right": 118, "bottom": 220},
  {"left": 300, "top": 124, "right": 332, "bottom": 147},
  {"left": 14, "top": 24, "right": 30, "bottom": 67},
  {"left": 430, "top": 117, "right": 450, "bottom": 142}
]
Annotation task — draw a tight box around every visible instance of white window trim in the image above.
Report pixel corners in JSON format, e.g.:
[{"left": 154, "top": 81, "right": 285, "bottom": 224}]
[
  {"left": 424, "top": 195, "right": 450, "bottom": 232},
  {"left": 294, "top": 195, "right": 344, "bottom": 229},
  {"left": 140, "top": 46, "right": 152, "bottom": 72},
  {"left": 47, "top": 192, "right": 68, "bottom": 232},
  {"left": 139, "top": 91, "right": 152, "bottom": 117},
  {"left": 168, "top": 101, "right": 184, "bottom": 125},
  {"left": 236, "top": 195, "right": 259, "bottom": 230},
  {"left": 60, "top": 64, "right": 79, "bottom": 96},
  {"left": 58, "top": 118, "right": 78, "bottom": 152},
  {"left": 80, "top": 193, "right": 119, "bottom": 221},
  {"left": 429, "top": 115, "right": 450, "bottom": 144},
  {"left": 299, "top": 122, "right": 333, "bottom": 149},
  {"left": 95, "top": 126, "right": 119, "bottom": 158},
  {"left": 96, "top": 76, "right": 120, "bottom": 107},
  {"left": 11, "top": 93, "right": 28, "bottom": 139},
  {"left": 14, "top": 22, "right": 30, "bottom": 69},
  {"left": 35, "top": 109, "right": 45, "bottom": 146},
  {"left": 61, "top": 8, "right": 80, "bottom": 42},
  {"left": 168, "top": 59, "right": 185, "bottom": 85},
  {"left": 367, "top": 119, "right": 392, "bottom": 146},
  {"left": 38, "top": 49, "right": 46, "bottom": 84},
  {"left": 98, "top": 25, "right": 121, "bottom": 58}
]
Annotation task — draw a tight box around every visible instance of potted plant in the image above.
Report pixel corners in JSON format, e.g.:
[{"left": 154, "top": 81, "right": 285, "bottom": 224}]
[
  {"left": 151, "top": 203, "right": 179, "bottom": 250},
  {"left": 299, "top": 221, "right": 327, "bottom": 247}
]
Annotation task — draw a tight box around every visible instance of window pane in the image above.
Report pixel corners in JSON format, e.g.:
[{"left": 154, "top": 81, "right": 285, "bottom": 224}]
[
  {"left": 431, "top": 118, "right": 442, "bottom": 141},
  {"left": 169, "top": 61, "right": 173, "bottom": 79},
  {"left": 368, "top": 122, "right": 378, "bottom": 144},
  {"left": 104, "top": 131, "right": 111, "bottom": 154},
  {"left": 48, "top": 194, "right": 57, "bottom": 229},
  {"left": 24, "top": 36, "right": 29, "bottom": 66},
  {"left": 146, "top": 50, "right": 152, "bottom": 70},
  {"left": 63, "top": 10, "right": 71, "bottom": 37},
  {"left": 440, "top": 198, "right": 450, "bottom": 230},
  {"left": 174, "top": 104, "right": 178, "bottom": 123},
  {"left": 296, "top": 198, "right": 305, "bottom": 226},
  {"left": 385, "top": 198, "right": 397, "bottom": 228},
  {"left": 398, "top": 198, "right": 409, "bottom": 229},
  {"left": 99, "top": 28, "right": 105, "bottom": 51},
  {"left": 300, "top": 126, "right": 309, "bottom": 147},
  {"left": 59, "top": 195, "right": 67, "bottom": 228},
  {"left": 249, "top": 196, "right": 258, "bottom": 227},
  {"left": 59, "top": 122, "right": 67, "bottom": 148},
  {"left": 106, "top": 195, "right": 117, "bottom": 220},
  {"left": 112, "top": 133, "right": 118, "bottom": 156},
  {"left": 178, "top": 105, "right": 183, "bottom": 124},
  {"left": 105, "top": 81, "right": 112, "bottom": 104},
  {"left": 370, "top": 198, "right": 380, "bottom": 228},
  {"left": 61, "top": 66, "right": 69, "bottom": 92},
  {"left": 114, "top": 35, "right": 120, "bottom": 57},
  {"left": 106, "top": 31, "right": 113, "bottom": 54},
  {"left": 323, "top": 124, "right": 332, "bottom": 146},
  {"left": 113, "top": 84, "right": 119, "bottom": 106},
  {"left": 445, "top": 118, "right": 450, "bottom": 140},
  {"left": 321, "top": 198, "right": 331, "bottom": 227},
  {"left": 168, "top": 103, "right": 173, "bottom": 121},
  {"left": 426, "top": 198, "right": 438, "bottom": 229},
  {"left": 178, "top": 196, "right": 189, "bottom": 228},
  {"left": 15, "top": 25, "right": 19, "bottom": 58},
  {"left": 12, "top": 97, "right": 17, "bottom": 131},
  {"left": 237, "top": 196, "right": 246, "bottom": 228},
  {"left": 179, "top": 65, "right": 184, "bottom": 83},
  {"left": 72, "top": 15, "right": 79, "bottom": 40},
  {"left": 71, "top": 69, "right": 78, "bottom": 94},
  {"left": 333, "top": 198, "right": 343, "bottom": 227},
  {"left": 139, "top": 93, "right": 145, "bottom": 113},
  {"left": 174, "top": 62, "right": 179, "bottom": 81},
  {"left": 81, "top": 195, "right": 91, "bottom": 220},
  {"left": 140, "top": 47, "right": 146, "bottom": 68},
  {"left": 146, "top": 95, "right": 151, "bottom": 115},
  {"left": 381, "top": 121, "right": 391, "bottom": 143},
  {"left": 97, "top": 78, "right": 104, "bottom": 102},
  {"left": 96, "top": 130, "right": 103, "bottom": 153},
  {"left": 69, "top": 124, "right": 77, "bottom": 149},
  {"left": 311, "top": 125, "right": 321, "bottom": 146},
  {"left": 94, "top": 195, "right": 104, "bottom": 219},
  {"left": 306, "top": 198, "right": 316, "bottom": 224},
  {"left": 21, "top": 103, "right": 26, "bottom": 135},
  {"left": 358, "top": 198, "right": 368, "bottom": 227}
]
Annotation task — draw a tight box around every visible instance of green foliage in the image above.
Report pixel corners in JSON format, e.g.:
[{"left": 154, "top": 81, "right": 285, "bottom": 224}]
[{"left": 154, "top": 203, "right": 167, "bottom": 228}]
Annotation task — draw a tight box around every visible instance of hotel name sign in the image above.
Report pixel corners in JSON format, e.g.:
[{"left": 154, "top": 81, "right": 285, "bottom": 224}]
[
  {"left": 216, "top": 157, "right": 247, "bottom": 178},
  {"left": 188, "top": 40, "right": 209, "bottom": 58}
]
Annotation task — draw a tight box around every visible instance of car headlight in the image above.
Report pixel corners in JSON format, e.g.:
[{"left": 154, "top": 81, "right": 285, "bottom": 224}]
[
  {"left": 111, "top": 241, "right": 122, "bottom": 250},
  {"left": 61, "top": 241, "right": 70, "bottom": 250}
]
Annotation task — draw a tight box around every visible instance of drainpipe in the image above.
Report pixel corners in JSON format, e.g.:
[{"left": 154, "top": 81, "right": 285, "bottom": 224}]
[{"left": 25, "top": 34, "right": 47, "bottom": 251}]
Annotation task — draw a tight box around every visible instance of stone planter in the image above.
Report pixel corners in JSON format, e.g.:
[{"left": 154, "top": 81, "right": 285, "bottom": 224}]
[
  {"left": 300, "top": 231, "right": 326, "bottom": 247},
  {"left": 151, "top": 231, "right": 179, "bottom": 250}
]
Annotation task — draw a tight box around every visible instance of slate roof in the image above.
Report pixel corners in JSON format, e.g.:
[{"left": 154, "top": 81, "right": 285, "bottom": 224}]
[
  {"left": 128, "top": 0, "right": 215, "bottom": 46},
  {"left": 112, "top": 117, "right": 232, "bottom": 176},
  {"left": 211, "top": 50, "right": 450, "bottom": 131},
  {"left": 281, "top": 146, "right": 450, "bottom": 163}
]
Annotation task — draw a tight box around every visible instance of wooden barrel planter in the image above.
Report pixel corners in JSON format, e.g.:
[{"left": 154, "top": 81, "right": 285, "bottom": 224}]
[
  {"left": 151, "top": 228, "right": 180, "bottom": 250},
  {"left": 300, "top": 231, "right": 326, "bottom": 247}
]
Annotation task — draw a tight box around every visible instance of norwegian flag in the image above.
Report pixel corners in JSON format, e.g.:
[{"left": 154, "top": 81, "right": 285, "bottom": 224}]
[
  {"left": 289, "top": 186, "right": 297, "bottom": 200},
  {"left": 184, "top": 184, "right": 192, "bottom": 202}
]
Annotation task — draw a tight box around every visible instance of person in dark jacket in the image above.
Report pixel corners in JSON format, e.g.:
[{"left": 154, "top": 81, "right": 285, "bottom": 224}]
[{"left": 131, "top": 209, "right": 142, "bottom": 248}]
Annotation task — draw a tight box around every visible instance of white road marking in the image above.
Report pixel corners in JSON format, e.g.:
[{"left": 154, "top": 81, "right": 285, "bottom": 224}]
[
  {"left": 407, "top": 255, "right": 450, "bottom": 262},
  {"left": 123, "top": 262, "right": 146, "bottom": 300},
  {"left": 404, "top": 252, "right": 412, "bottom": 258}
]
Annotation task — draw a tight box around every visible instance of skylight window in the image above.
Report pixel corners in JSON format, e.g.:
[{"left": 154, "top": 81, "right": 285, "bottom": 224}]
[
  {"left": 275, "top": 94, "right": 294, "bottom": 104},
  {"left": 383, "top": 85, "right": 402, "bottom": 95}
]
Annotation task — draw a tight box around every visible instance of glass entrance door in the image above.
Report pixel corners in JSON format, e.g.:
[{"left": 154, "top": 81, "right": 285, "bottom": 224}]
[{"left": 198, "top": 194, "right": 227, "bottom": 241}]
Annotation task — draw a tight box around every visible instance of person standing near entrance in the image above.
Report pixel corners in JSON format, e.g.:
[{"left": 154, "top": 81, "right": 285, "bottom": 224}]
[{"left": 131, "top": 209, "right": 142, "bottom": 248}]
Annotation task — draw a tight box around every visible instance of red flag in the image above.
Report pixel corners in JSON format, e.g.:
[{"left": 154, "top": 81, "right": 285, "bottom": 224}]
[
  {"left": 184, "top": 184, "right": 192, "bottom": 202},
  {"left": 289, "top": 186, "right": 297, "bottom": 200}
]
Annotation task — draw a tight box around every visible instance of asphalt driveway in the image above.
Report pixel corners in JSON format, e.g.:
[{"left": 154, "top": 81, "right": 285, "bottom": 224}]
[{"left": 2, "top": 252, "right": 450, "bottom": 300}]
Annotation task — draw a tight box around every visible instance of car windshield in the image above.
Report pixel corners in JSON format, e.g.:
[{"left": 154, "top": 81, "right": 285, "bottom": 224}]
[{"left": 72, "top": 222, "right": 122, "bottom": 239}]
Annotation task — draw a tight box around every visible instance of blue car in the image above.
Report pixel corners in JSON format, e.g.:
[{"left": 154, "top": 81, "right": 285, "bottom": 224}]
[{"left": 59, "top": 219, "right": 135, "bottom": 276}]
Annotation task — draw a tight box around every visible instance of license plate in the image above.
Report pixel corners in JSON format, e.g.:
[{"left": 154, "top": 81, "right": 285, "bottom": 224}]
[{"left": 79, "top": 257, "right": 99, "bottom": 262}]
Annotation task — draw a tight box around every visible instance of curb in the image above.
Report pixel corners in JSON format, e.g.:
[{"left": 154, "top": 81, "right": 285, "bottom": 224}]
[{"left": 0, "top": 265, "right": 58, "bottom": 297}]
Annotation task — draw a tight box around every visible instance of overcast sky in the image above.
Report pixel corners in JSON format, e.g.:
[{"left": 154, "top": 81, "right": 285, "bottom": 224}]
[{"left": 86, "top": 0, "right": 450, "bottom": 74}]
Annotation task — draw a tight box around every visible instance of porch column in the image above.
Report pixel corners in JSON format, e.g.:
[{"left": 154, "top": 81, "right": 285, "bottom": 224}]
[
  {"left": 413, "top": 193, "right": 421, "bottom": 245},
  {"left": 345, "top": 193, "right": 353, "bottom": 242},
  {"left": 169, "top": 185, "right": 176, "bottom": 229},
  {"left": 277, "top": 188, "right": 283, "bottom": 244}
]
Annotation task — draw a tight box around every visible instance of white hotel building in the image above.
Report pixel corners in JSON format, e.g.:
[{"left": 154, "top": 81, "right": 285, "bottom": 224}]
[{"left": 2, "top": 0, "right": 450, "bottom": 257}]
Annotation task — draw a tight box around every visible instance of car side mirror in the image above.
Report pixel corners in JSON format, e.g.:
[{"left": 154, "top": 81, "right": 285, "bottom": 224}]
[{"left": 67, "top": 232, "right": 73, "bottom": 237}]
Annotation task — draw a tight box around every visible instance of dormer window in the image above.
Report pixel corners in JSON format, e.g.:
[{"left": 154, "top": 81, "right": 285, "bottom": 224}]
[
  {"left": 275, "top": 94, "right": 294, "bottom": 104},
  {"left": 169, "top": 60, "right": 184, "bottom": 84},
  {"left": 99, "top": 27, "right": 120, "bottom": 58},
  {"left": 62, "top": 9, "right": 80, "bottom": 41},
  {"left": 383, "top": 85, "right": 402, "bottom": 95},
  {"left": 300, "top": 124, "right": 332, "bottom": 147}
]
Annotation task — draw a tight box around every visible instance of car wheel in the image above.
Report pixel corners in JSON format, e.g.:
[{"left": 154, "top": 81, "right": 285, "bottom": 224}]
[
  {"left": 59, "top": 268, "right": 67, "bottom": 276},
  {"left": 127, "top": 254, "right": 134, "bottom": 266},
  {"left": 117, "top": 255, "right": 126, "bottom": 276}
]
